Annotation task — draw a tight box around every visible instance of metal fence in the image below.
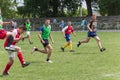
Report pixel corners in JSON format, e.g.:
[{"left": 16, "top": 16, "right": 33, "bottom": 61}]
[{"left": 3, "top": 16, "right": 120, "bottom": 31}]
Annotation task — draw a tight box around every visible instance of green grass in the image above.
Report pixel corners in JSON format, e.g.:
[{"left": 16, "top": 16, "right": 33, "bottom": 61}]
[{"left": 0, "top": 31, "right": 120, "bottom": 80}]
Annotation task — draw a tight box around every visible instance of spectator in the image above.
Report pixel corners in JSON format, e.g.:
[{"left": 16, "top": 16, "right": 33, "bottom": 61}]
[
  {"left": 13, "top": 19, "right": 17, "bottom": 29},
  {"left": 59, "top": 20, "right": 65, "bottom": 30},
  {"left": 53, "top": 18, "right": 57, "bottom": 27},
  {"left": 81, "top": 19, "right": 87, "bottom": 31}
]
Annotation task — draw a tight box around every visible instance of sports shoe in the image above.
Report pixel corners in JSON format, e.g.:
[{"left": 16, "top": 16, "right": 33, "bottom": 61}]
[
  {"left": 22, "top": 62, "right": 30, "bottom": 68},
  {"left": 77, "top": 41, "right": 81, "bottom": 47},
  {"left": 2, "top": 72, "right": 9, "bottom": 76},
  {"left": 21, "top": 37, "right": 24, "bottom": 42},
  {"left": 100, "top": 48, "right": 106, "bottom": 52},
  {"left": 30, "top": 41, "right": 33, "bottom": 44},
  {"left": 31, "top": 47, "right": 37, "bottom": 54},
  {"left": 61, "top": 47, "right": 64, "bottom": 52},
  {"left": 70, "top": 50, "right": 75, "bottom": 52},
  {"left": 46, "top": 60, "right": 53, "bottom": 63},
  {"left": 5, "top": 46, "right": 15, "bottom": 51}
]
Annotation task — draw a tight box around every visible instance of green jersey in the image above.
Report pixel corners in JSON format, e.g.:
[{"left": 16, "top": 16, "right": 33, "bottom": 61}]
[
  {"left": 40, "top": 24, "right": 51, "bottom": 39},
  {"left": 24, "top": 22, "right": 31, "bottom": 31},
  {"left": 0, "top": 15, "right": 3, "bottom": 29}
]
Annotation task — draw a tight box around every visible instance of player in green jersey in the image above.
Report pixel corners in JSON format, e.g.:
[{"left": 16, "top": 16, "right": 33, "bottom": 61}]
[
  {"left": 31, "top": 19, "right": 54, "bottom": 63},
  {"left": 22, "top": 18, "right": 33, "bottom": 44}
]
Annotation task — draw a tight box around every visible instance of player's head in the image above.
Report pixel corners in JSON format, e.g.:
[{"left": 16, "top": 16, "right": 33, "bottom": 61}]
[
  {"left": 91, "top": 14, "right": 96, "bottom": 21},
  {"left": 68, "top": 21, "right": 72, "bottom": 26},
  {"left": 26, "top": 18, "right": 30, "bottom": 22},
  {"left": 45, "top": 19, "right": 50, "bottom": 26},
  {"left": 18, "top": 25, "right": 27, "bottom": 34}
]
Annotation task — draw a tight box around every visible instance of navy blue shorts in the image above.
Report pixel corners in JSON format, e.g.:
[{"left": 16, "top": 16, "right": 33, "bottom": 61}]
[
  {"left": 65, "top": 34, "right": 70, "bottom": 42},
  {"left": 88, "top": 31, "right": 97, "bottom": 37}
]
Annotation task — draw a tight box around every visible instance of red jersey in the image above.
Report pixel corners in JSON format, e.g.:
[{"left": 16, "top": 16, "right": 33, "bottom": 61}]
[
  {"left": 4, "top": 29, "right": 20, "bottom": 47},
  {"left": 62, "top": 26, "right": 74, "bottom": 35}
]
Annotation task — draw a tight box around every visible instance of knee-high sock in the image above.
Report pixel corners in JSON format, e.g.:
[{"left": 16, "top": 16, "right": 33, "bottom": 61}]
[
  {"left": 3, "top": 62, "right": 13, "bottom": 73},
  {"left": 17, "top": 52, "right": 25, "bottom": 65},
  {"left": 62, "top": 43, "right": 69, "bottom": 48},
  {"left": 69, "top": 43, "right": 72, "bottom": 50}
]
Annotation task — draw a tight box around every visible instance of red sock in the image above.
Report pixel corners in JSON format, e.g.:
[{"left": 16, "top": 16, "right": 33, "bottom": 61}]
[
  {"left": 3, "top": 62, "right": 13, "bottom": 73},
  {"left": 17, "top": 52, "right": 25, "bottom": 65}
]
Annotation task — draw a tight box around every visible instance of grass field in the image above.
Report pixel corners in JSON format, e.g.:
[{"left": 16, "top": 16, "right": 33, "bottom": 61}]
[{"left": 0, "top": 31, "right": 120, "bottom": 80}]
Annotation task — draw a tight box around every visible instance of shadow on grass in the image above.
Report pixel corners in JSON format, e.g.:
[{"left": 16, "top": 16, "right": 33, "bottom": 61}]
[
  {"left": 30, "top": 61, "right": 43, "bottom": 63},
  {"left": 0, "top": 74, "right": 10, "bottom": 77},
  {"left": 0, "top": 75, "right": 3, "bottom": 77},
  {"left": 73, "top": 52, "right": 98, "bottom": 55}
]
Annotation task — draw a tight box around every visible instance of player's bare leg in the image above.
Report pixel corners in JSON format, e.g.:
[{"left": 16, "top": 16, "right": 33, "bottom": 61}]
[
  {"left": 31, "top": 44, "right": 53, "bottom": 63},
  {"left": 77, "top": 37, "right": 90, "bottom": 47},
  {"left": 94, "top": 36, "right": 106, "bottom": 52}
]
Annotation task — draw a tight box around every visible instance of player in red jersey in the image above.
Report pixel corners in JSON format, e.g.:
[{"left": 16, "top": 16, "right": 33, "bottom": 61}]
[
  {"left": 0, "top": 8, "right": 15, "bottom": 51},
  {"left": 61, "top": 21, "right": 76, "bottom": 52},
  {"left": 2, "top": 25, "right": 30, "bottom": 76}
]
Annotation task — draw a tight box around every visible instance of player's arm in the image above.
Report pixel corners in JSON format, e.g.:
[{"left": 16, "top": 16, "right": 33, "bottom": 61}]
[
  {"left": 30, "top": 22, "right": 32, "bottom": 28},
  {"left": 62, "top": 26, "right": 68, "bottom": 38},
  {"left": 3, "top": 21, "right": 14, "bottom": 26},
  {"left": 38, "top": 31, "right": 45, "bottom": 43},
  {"left": 49, "top": 33, "right": 54, "bottom": 44},
  {"left": 38, "top": 26, "right": 45, "bottom": 43},
  {"left": 87, "top": 22, "right": 93, "bottom": 32},
  {"left": 12, "top": 29, "right": 21, "bottom": 42},
  {"left": 13, "top": 37, "right": 22, "bottom": 42},
  {"left": 72, "top": 31, "right": 76, "bottom": 37},
  {"left": 71, "top": 27, "right": 76, "bottom": 37}
]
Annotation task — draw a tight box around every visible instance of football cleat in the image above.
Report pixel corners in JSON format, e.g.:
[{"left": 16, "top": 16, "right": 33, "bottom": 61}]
[
  {"left": 100, "top": 48, "right": 106, "bottom": 52},
  {"left": 31, "top": 47, "right": 37, "bottom": 54},
  {"left": 30, "top": 41, "right": 33, "bottom": 44},
  {"left": 77, "top": 41, "right": 81, "bottom": 47},
  {"left": 2, "top": 72, "right": 9, "bottom": 76},
  {"left": 22, "top": 62, "right": 30, "bottom": 68},
  {"left": 46, "top": 60, "right": 53, "bottom": 63},
  {"left": 61, "top": 47, "right": 64, "bottom": 52},
  {"left": 21, "top": 37, "right": 24, "bottom": 42}
]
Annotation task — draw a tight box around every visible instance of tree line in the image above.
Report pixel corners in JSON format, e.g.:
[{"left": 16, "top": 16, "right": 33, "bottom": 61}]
[{"left": 0, "top": 0, "right": 120, "bottom": 18}]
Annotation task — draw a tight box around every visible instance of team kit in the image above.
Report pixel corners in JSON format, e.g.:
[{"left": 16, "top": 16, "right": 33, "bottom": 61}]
[{"left": 0, "top": 14, "right": 106, "bottom": 76}]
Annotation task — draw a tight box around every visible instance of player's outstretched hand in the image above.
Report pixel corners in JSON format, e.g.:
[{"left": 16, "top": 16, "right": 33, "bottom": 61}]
[
  {"left": 41, "top": 40, "right": 45, "bottom": 44},
  {"left": 52, "top": 40, "right": 54, "bottom": 44},
  {"left": 10, "top": 21, "right": 14, "bottom": 26}
]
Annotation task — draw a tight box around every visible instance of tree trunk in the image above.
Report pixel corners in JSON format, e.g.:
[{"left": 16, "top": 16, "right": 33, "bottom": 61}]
[{"left": 85, "top": 0, "right": 92, "bottom": 16}]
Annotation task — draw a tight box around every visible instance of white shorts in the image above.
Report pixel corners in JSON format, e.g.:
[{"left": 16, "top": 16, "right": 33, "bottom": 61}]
[
  {"left": 7, "top": 51, "right": 16, "bottom": 59},
  {"left": 26, "top": 31, "right": 30, "bottom": 36},
  {"left": 6, "top": 45, "right": 18, "bottom": 59}
]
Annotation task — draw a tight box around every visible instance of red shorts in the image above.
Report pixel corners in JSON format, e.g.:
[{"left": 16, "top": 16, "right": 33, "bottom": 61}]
[{"left": 0, "top": 29, "right": 7, "bottom": 39}]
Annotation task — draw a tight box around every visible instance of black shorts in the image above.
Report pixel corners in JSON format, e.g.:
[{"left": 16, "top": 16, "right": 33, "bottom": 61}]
[{"left": 41, "top": 39, "right": 49, "bottom": 47}]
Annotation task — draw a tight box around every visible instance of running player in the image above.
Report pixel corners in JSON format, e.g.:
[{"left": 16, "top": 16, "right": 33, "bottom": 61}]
[
  {"left": 2, "top": 25, "right": 30, "bottom": 76},
  {"left": 77, "top": 14, "right": 106, "bottom": 52},
  {"left": 22, "top": 18, "right": 33, "bottom": 44},
  {"left": 61, "top": 21, "right": 76, "bottom": 52},
  {"left": 31, "top": 19, "right": 54, "bottom": 63}
]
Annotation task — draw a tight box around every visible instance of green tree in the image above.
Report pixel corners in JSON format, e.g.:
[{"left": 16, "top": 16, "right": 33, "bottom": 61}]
[
  {"left": 0, "top": 0, "right": 17, "bottom": 18},
  {"left": 18, "top": 0, "right": 80, "bottom": 17},
  {"left": 62, "top": 0, "right": 79, "bottom": 17},
  {"left": 99, "top": 0, "right": 120, "bottom": 16},
  {"left": 18, "top": 0, "right": 51, "bottom": 18}
]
